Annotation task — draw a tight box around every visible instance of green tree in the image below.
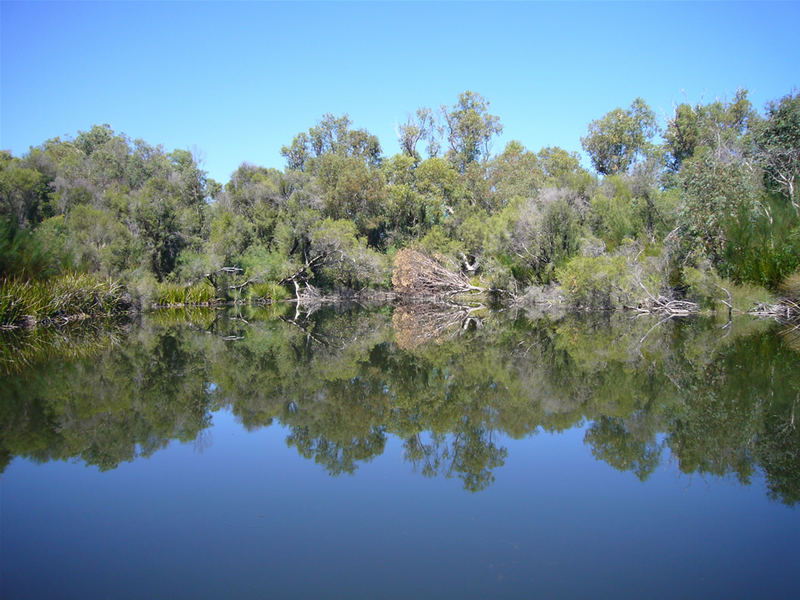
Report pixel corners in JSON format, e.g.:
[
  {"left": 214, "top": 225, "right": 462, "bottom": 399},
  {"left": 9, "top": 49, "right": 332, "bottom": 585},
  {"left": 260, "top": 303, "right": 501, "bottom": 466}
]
[
  {"left": 397, "top": 107, "right": 440, "bottom": 161},
  {"left": 581, "top": 98, "right": 658, "bottom": 175},
  {"left": 0, "top": 153, "right": 51, "bottom": 228},
  {"left": 488, "top": 141, "right": 544, "bottom": 206},
  {"left": 281, "top": 113, "right": 382, "bottom": 172},
  {"left": 678, "top": 149, "right": 762, "bottom": 264},
  {"left": 664, "top": 89, "right": 756, "bottom": 170},
  {"left": 755, "top": 91, "right": 800, "bottom": 214},
  {"left": 441, "top": 91, "right": 503, "bottom": 173}
]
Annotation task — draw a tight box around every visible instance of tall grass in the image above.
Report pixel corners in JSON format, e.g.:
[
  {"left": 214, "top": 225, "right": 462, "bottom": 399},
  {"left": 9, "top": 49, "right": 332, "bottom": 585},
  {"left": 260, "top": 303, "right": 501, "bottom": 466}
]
[
  {"left": 782, "top": 271, "right": 800, "bottom": 302},
  {"left": 247, "top": 281, "right": 290, "bottom": 303},
  {"left": 0, "top": 274, "right": 131, "bottom": 326},
  {"left": 153, "top": 281, "right": 216, "bottom": 306}
]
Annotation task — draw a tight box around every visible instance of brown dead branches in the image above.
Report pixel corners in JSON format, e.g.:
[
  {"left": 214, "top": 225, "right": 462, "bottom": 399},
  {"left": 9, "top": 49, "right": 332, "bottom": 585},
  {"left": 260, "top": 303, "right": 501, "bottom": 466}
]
[{"left": 392, "top": 249, "right": 484, "bottom": 298}]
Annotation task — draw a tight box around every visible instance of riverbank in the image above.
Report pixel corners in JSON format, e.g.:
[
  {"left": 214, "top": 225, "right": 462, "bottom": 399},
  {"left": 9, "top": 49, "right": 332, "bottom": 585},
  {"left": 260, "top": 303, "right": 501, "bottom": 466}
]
[{"left": 2, "top": 256, "right": 798, "bottom": 330}]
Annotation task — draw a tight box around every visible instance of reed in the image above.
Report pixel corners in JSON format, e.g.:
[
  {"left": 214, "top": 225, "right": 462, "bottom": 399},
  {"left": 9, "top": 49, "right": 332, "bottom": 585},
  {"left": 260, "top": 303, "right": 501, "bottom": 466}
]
[
  {"left": 247, "top": 281, "right": 290, "bottom": 303},
  {"left": 0, "top": 274, "right": 130, "bottom": 326},
  {"left": 153, "top": 281, "right": 216, "bottom": 306}
]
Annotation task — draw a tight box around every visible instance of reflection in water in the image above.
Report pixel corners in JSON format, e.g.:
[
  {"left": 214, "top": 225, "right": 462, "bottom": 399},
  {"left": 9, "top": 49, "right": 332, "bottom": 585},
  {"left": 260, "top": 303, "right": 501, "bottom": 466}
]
[{"left": 1, "top": 304, "right": 799, "bottom": 503}]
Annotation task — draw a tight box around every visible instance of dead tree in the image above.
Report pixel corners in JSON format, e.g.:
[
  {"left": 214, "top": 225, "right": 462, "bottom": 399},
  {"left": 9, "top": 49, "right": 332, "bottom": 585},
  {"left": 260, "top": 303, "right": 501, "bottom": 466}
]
[
  {"left": 392, "top": 249, "right": 484, "bottom": 298},
  {"left": 278, "top": 254, "right": 325, "bottom": 300}
]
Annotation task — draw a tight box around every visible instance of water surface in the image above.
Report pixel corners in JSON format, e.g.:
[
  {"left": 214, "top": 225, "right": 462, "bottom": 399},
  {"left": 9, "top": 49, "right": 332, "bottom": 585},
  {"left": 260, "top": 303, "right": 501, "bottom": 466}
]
[{"left": 1, "top": 305, "right": 799, "bottom": 598}]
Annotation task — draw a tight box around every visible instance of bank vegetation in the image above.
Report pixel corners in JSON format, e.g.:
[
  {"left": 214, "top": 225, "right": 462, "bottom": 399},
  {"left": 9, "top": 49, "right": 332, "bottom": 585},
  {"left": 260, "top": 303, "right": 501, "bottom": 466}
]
[{"left": 2, "top": 89, "right": 799, "bottom": 326}]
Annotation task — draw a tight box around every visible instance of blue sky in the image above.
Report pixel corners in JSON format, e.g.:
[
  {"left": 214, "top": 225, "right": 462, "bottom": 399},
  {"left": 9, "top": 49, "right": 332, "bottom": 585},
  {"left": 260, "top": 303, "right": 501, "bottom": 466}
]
[{"left": 2, "top": 1, "right": 798, "bottom": 183}]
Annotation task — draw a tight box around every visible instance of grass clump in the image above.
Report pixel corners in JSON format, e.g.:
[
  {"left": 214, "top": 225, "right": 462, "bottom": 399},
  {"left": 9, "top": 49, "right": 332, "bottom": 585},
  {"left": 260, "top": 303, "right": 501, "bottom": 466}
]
[
  {"left": 153, "top": 281, "right": 216, "bottom": 306},
  {"left": 0, "top": 274, "right": 131, "bottom": 326},
  {"left": 247, "top": 281, "right": 290, "bottom": 303},
  {"left": 781, "top": 270, "right": 800, "bottom": 302}
]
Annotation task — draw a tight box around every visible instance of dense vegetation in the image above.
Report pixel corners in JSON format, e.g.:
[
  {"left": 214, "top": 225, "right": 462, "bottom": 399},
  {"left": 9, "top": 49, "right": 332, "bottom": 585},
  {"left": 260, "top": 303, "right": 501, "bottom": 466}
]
[
  {"left": 1, "top": 89, "right": 799, "bottom": 323},
  {"left": 1, "top": 307, "right": 798, "bottom": 503}
]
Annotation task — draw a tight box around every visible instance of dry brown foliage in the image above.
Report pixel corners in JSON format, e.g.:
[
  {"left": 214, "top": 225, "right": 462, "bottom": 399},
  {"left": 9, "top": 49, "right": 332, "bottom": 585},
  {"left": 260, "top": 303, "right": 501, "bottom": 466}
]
[{"left": 392, "top": 249, "right": 482, "bottom": 297}]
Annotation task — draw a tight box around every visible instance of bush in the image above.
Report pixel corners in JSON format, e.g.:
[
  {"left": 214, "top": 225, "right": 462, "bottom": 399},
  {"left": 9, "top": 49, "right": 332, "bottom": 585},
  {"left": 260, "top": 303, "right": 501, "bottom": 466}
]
[
  {"left": 782, "top": 270, "right": 800, "bottom": 301},
  {"left": 0, "top": 218, "right": 68, "bottom": 280},
  {"left": 720, "top": 196, "right": 800, "bottom": 289},
  {"left": 682, "top": 265, "right": 774, "bottom": 312},
  {"left": 556, "top": 255, "right": 634, "bottom": 309}
]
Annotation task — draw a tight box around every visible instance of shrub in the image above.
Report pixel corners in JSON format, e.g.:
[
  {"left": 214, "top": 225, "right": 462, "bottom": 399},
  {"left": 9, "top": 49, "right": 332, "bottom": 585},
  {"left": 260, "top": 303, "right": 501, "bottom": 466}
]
[
  {"left": 556, "top": 255, "right": 634, "bottom": 309},
  {"left": 682, "top": 265, "right": 774, "bottom": 311},
  {"left": 782, "top": 270, "right": 800, "bottom": 301}
]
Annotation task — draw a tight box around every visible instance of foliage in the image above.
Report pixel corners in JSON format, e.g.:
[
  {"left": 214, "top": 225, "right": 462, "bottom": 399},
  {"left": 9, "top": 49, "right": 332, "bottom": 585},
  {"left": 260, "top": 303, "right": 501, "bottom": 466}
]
[
  {"left": 0, "top": 218, "right": 67, "bottom": 280},
  {"left": 309, "top": 218, "right": 387, "bottom": 289},
  {"left": 556, "top": 255, "right": 634, "bottom": 309},
  {"left": 281, "top": 113, "right": 382, "bottom": 172},
  {"left": 581, "top": 98, "right": 658, "bottom": 175},
  {"left": 678, "top": 149, "right": 762, "bottom": 263},
  {"left": 681, "top": 265, "right": 775, "bottom": 312},
  {"left": 664, "top": 89, "right": 757, "bottom": 170},
  {"left": 441, "top": 91, "right": 503, "bottom": 173},
  {"left": 247, "top": 281, "right": 290, "bottom": 302},
  {"left": 755, "top": 90, "right": 800, "bottom": 212},
  {"left": 485, "top": 190, "right": 582, "bottom": 284},
  {"left": 720, "top": 193, "right": 800, "bottom": 288}
]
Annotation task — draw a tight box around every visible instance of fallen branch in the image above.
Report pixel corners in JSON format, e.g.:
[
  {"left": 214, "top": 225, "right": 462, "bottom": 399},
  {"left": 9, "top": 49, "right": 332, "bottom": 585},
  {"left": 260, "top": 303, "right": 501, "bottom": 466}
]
[{"left": 392, "top": 249, "right": 485, "bottom": 298}]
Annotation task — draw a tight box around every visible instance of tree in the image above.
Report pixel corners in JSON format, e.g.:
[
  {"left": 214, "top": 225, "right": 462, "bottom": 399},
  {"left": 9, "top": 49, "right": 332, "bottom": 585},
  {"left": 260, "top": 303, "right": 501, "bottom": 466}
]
[
  {"left": 441, "top": 91, "right": 503, "bottom": 173},
  {"left": 0, "top": 153, "right": 50, "bottom": 228},
  {"left": 487, "top": 141, "right": 544, "bottom": 206},
  {"left": 397, "top": 107, "right": 440, "bottom": 161},
  {"left": 755, "top": 91, "right": 800, "bottom": 214},
  {"left": 537, "top": 146, "right": 585, "bottom": 182},
  {"left": 308, "top": 218, "right": 385, "bottom": 289},
  {"left": 218, "top": 163, "right": 285, "bottom": 243},
  {"left": 678, "top": 149, "right": 762, "bottom": 264},
  {"left": 281, "top": 114, "right": 382, "bottom": 172},
  {"left": 664, "top": 89, "right": 757, "bottom": 170},
  {"left": 414, "top": 157, "right": 462, "bottom": 218},
  {"left": 581, "top": 98, "right": 658, "bottom": 175}
]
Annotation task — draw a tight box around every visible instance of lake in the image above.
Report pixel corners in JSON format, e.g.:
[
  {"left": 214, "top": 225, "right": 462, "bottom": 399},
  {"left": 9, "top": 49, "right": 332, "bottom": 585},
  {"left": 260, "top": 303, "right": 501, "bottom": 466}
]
[{"left": 1, "top": 304, "right": 799, "bottom": 599}]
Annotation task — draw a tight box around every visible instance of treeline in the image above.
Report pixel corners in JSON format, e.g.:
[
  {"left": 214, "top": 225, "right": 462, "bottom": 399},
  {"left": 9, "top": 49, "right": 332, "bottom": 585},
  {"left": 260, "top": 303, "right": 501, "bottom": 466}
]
[{"left": 1, "top": 89, "right": 799, "bottom": 321}]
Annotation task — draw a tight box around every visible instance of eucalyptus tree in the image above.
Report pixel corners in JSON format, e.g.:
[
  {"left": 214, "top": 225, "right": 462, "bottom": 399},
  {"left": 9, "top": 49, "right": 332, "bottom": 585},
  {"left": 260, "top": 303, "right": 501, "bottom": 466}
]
[
  {"left": 581, "top": 98, "right": 658, "bottom": 176},
  {"left": 281, "top": 113, "right": 382, "bottom": 172},
  {"left": 664, "top": 89, "right": 757, "bottom": 170},
  {"left": 755, "top": 91, "right": 800, "bottom": 214},
  {"left": 441, "top": 91, "right": 503, "bottom": 174},
  {"left": 397, "top": 107, "right": 440, "bottom": 162},
  {"left": 281, "top": 114, "right": 387, "bottom": 246}
]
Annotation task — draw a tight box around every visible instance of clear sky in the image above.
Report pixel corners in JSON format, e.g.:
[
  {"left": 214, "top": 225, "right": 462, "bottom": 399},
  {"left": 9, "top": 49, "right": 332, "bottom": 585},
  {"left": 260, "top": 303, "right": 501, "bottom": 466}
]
[{"left": 1, "top": 1, "right": 798, "bottom": 183}]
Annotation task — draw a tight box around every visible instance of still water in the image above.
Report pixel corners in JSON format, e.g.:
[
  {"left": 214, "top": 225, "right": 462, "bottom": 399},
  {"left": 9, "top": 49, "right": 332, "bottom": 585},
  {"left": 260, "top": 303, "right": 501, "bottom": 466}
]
[{"left": 1, "top": 305, "right": 799, "bottom": 598}]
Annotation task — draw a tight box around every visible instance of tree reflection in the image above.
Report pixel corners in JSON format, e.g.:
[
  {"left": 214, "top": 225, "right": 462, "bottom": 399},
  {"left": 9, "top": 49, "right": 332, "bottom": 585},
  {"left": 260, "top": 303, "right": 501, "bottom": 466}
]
[{"left": 0, "top": 305, "right": 798, "bottom": 502}]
